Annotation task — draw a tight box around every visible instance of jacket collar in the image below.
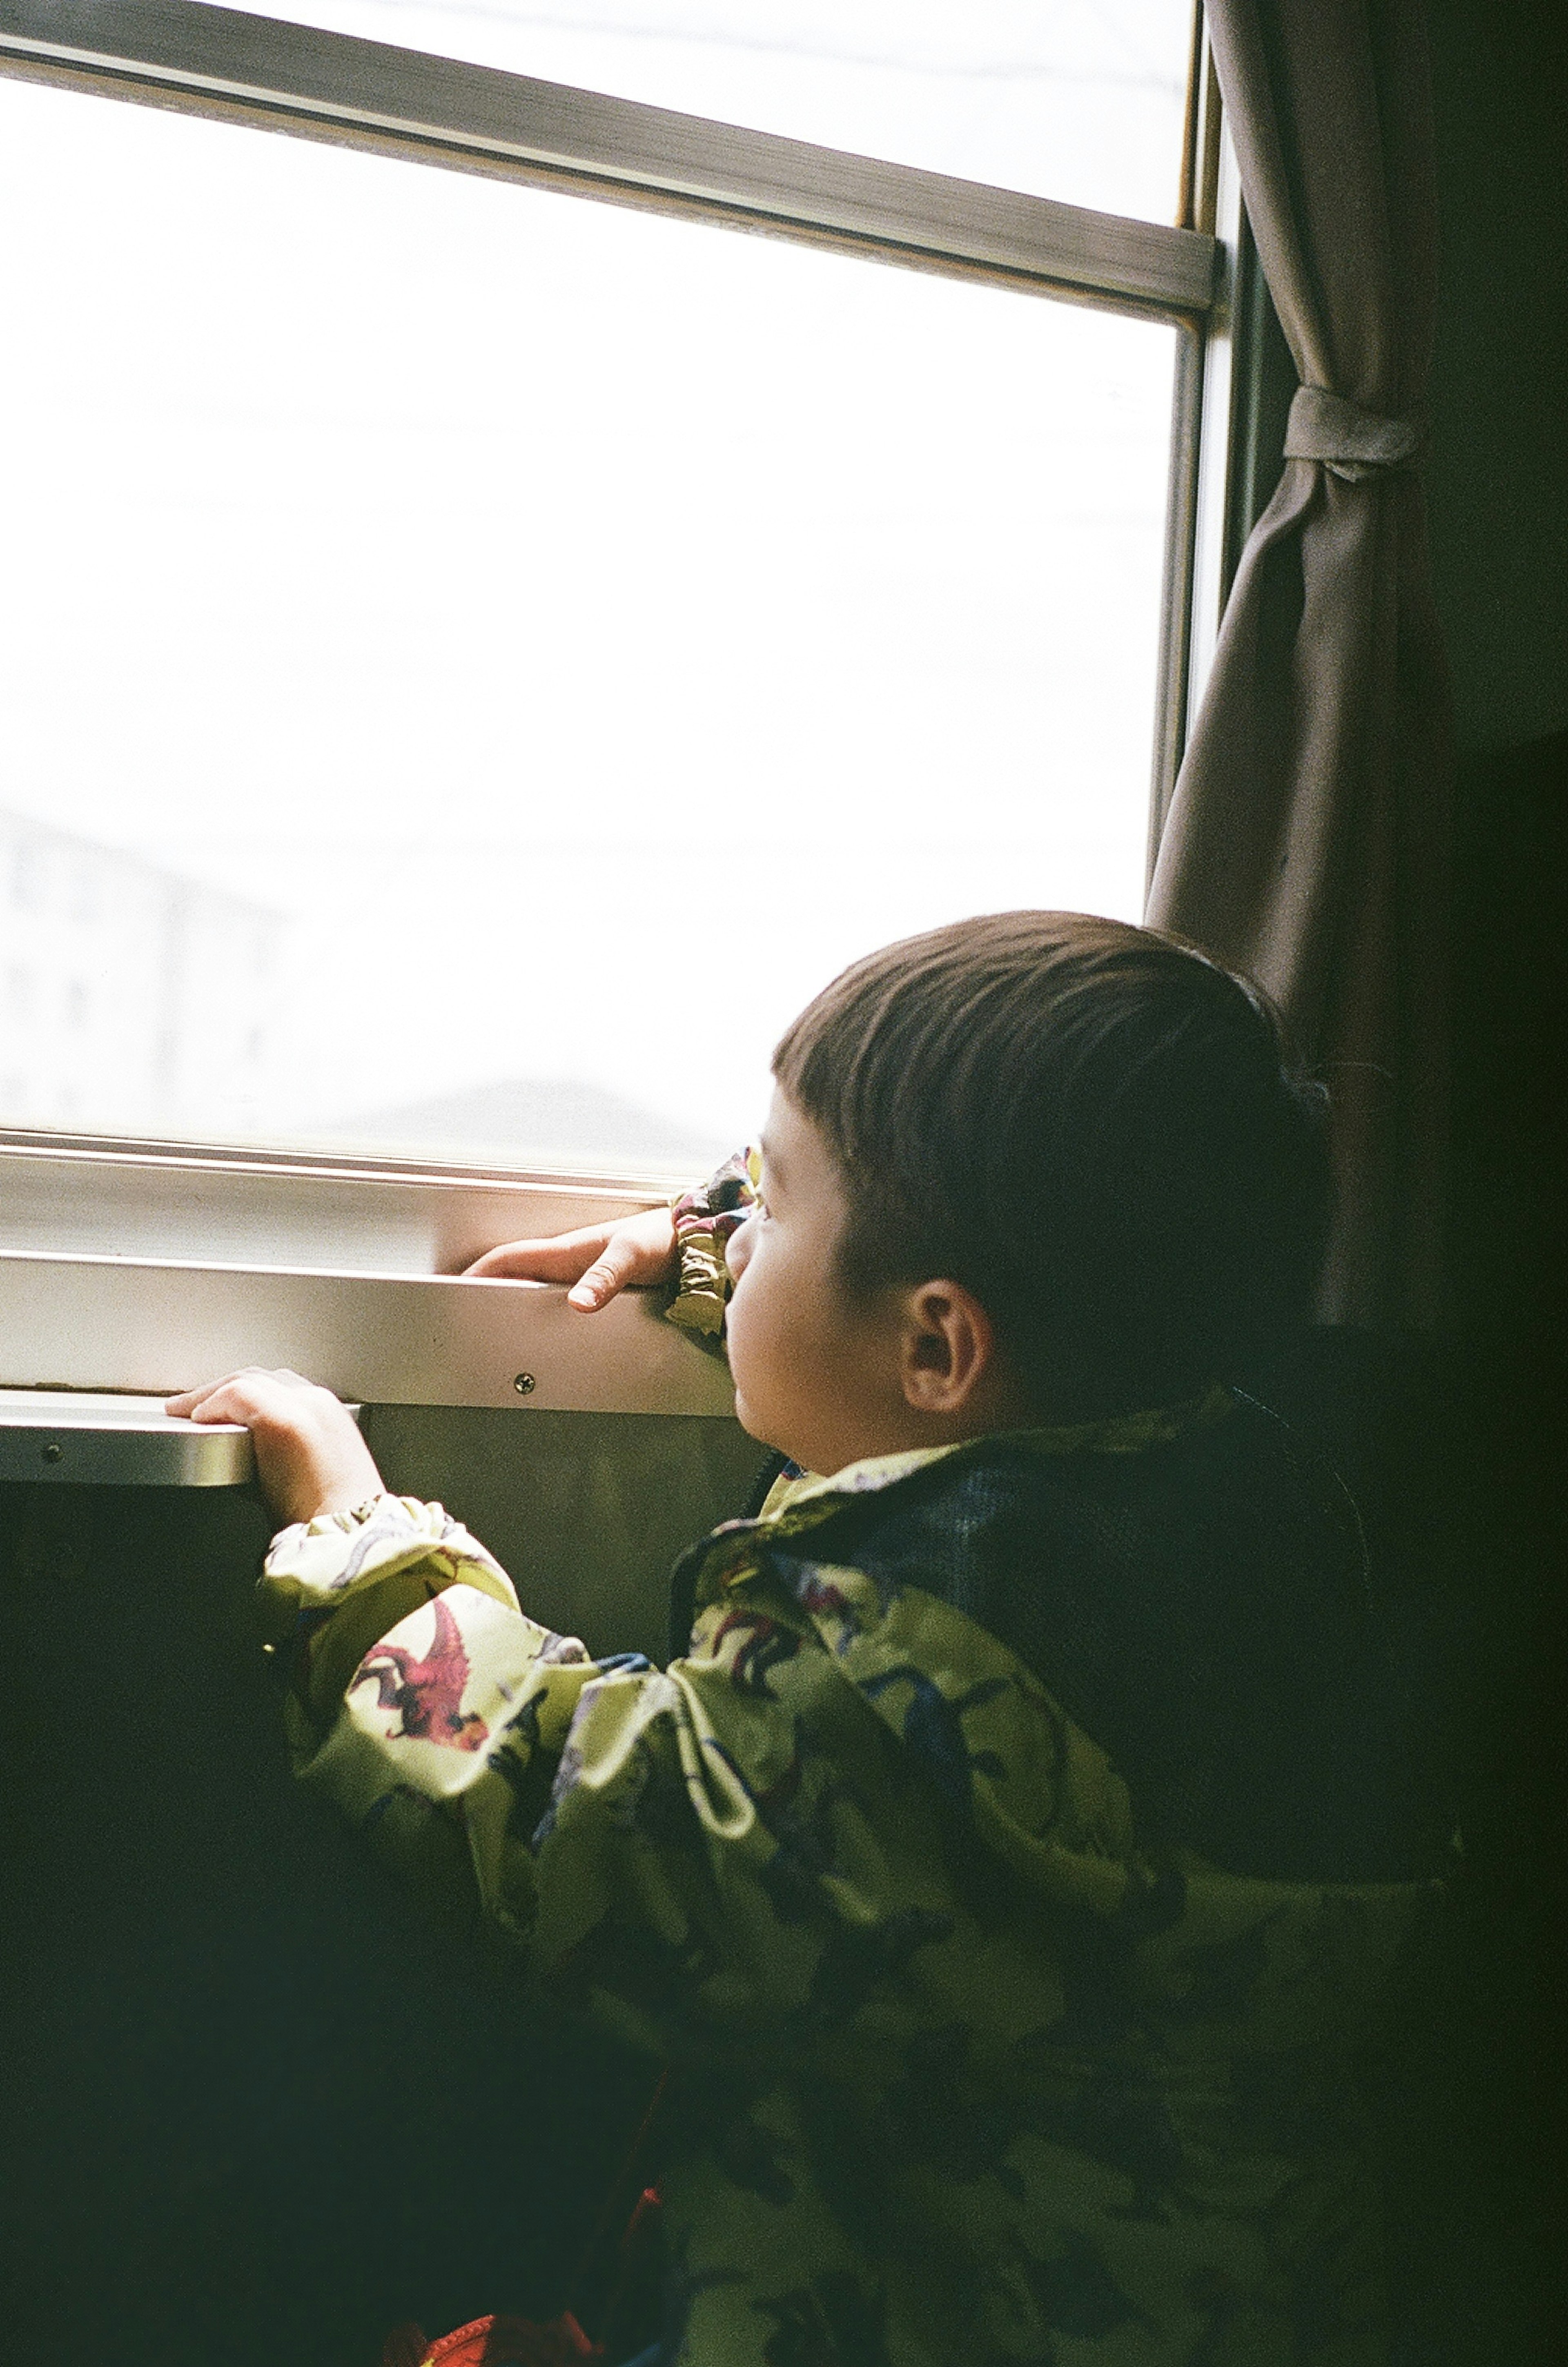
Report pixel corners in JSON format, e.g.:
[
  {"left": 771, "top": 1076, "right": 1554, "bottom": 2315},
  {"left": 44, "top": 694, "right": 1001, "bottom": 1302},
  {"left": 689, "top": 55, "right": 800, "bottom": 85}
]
[{"left": 750, "top": 1384, "right": 1237, "bottom": 1545}]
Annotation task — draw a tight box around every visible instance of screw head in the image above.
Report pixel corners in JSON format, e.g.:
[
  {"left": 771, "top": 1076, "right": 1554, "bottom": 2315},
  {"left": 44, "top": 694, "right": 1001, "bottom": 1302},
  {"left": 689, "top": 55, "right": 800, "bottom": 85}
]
[
  {"left": 42, "top": 1441, "right": 64, "bottom": 1463},
  {"left": 512, "top": 1372, "right": 536, "bottom": 1396}
]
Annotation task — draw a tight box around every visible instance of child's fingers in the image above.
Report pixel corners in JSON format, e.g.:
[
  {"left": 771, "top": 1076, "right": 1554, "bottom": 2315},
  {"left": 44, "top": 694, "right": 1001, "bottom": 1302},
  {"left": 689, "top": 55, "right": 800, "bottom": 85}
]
[
  {"left": 567, "top": 1208, "right": 680, "bottom": 1309},
  {"left": 567, "top": 1213, "right": 675, "bottom": 1307},
  {"left": 463, "top": 1228, "right": 610, "bottom": 1281},
  {"left": 566, "top": 1251, "right": 635, "bottom": 1310},
  {"left": 186, "top": 1382, "right": 265, "bottom": 1428},
  {"left": 167, "top": 1369, "right": 380, "bottom": 1524},
  {"left": 166, "top": 1374, "right": 257, "bottom": 1422},
  {"left": 465, "top": 1207, "right": 676, "bottom": 1302},
  {"left": 165, "top": 1368, "right": 313, "bottom": 1424}
]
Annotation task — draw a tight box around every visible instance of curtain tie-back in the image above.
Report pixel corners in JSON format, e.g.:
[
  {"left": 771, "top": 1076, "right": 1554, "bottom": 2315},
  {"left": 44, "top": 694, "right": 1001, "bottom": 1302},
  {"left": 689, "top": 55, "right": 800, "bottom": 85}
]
[{"left": 1285, "top": 385, "right": 1427, "bottom": 481}]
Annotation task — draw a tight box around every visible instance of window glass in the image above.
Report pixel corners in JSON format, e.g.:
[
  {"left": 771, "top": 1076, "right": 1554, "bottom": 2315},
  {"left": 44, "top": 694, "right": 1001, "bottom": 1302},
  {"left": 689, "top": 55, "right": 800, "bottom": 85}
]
[
  {"left": 244, "top": 0, "right": 1193, "bottom": 223},
  {"left": 0, "top": 76, "right": 1176, "bottom": 1173}
]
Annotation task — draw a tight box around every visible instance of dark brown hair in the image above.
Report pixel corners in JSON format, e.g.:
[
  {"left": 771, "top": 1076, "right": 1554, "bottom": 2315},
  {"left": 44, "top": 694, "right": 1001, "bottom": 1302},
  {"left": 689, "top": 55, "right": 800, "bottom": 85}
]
[{"left": 772, "top": 911, "right": 1329, "bottom": 1417}]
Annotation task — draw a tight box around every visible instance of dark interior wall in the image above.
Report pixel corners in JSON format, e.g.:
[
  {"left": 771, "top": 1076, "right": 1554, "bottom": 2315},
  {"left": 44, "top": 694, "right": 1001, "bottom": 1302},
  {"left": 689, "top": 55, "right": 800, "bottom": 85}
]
[
  {"left": 1, "top": 1482, "right": 650, "bottom": 2367},
  {"left": 2, "top": 1413, "right": 766, "bottom": 2367},
  {"left": 1424, "top": 0, "right": 1568, "bottom": 757},
  {"left": 1390, "top": 9, "right": 1567, "bottom": 2358},
  {"left": 1419, "top": 0, "right": 1567, "bottom": 1749},
  {"left": 1421, "top": 0, "right": 1566, "bottom": 1896},
  {"left": 0, "top": 1394, "right": 762, "bottom": 2363}
]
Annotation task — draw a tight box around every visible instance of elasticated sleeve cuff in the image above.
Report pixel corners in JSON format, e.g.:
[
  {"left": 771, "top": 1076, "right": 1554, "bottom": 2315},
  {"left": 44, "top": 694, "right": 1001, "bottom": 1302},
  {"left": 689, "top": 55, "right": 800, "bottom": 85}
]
[{"left": 664, "top": 1145, "right": 760, "bottom": 1338}]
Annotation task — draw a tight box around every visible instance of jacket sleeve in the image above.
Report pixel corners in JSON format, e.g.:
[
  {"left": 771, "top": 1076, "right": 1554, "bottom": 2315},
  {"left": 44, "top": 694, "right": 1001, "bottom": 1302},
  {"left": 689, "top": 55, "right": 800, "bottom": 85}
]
[
  {"left": 664, "top": 1146, "right": 760, "bottom": 1338},
  {"left": 258, "top": 1491, "right": 852, "bottom": 2064}
]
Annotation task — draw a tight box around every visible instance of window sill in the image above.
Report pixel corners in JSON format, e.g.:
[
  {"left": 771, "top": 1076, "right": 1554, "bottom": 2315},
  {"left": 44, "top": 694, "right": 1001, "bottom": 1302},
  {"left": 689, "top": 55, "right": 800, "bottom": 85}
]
[
  {"left": 0, "top": 1133, "right": 733, "bottom": 1415},
  {"left": 0, "top": 1387, "right": 255, "bottom": 1487}
]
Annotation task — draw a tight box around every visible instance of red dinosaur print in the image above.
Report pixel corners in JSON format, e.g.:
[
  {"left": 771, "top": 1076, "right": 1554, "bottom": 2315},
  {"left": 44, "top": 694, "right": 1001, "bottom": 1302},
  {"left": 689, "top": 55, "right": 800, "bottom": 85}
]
[
  {"left": 354, "top": 1593, "right": 488, "bottom": 1751},
  {"left": 710, "top": 1607, "right": 804, "bottom": 1694}
]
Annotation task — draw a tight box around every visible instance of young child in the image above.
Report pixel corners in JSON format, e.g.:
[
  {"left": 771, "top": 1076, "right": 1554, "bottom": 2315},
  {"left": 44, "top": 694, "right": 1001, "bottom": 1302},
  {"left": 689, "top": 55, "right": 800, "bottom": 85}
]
[{"left": 170, "top": 912, "right": 1427, "bottom": 2367}]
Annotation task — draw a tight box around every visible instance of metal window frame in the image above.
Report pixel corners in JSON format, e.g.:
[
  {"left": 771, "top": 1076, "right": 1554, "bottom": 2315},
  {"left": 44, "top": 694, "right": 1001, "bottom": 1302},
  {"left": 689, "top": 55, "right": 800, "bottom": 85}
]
[
  {"left": 1151, "top": 31, "right": 1296, "bottom": 869},
  {"left": 0, "top": 1, "right": 1241, "bottom": 1415},
  {"left": 0, "top": 2, "right": 1215, "bottom": 310}
]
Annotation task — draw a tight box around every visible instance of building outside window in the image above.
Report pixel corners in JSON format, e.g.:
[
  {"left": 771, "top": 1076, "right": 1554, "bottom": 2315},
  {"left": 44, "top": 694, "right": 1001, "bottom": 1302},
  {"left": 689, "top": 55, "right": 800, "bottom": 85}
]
[{"left": 0, "top": 807, "right": 283, "bottom": 1137}]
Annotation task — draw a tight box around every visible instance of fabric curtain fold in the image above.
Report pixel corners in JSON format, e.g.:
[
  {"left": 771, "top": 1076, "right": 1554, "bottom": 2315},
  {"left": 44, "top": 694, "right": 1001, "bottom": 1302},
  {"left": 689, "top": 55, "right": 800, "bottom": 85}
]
[{"left": 1146, "top": 0, "right": 1452, "bottom": 1324}]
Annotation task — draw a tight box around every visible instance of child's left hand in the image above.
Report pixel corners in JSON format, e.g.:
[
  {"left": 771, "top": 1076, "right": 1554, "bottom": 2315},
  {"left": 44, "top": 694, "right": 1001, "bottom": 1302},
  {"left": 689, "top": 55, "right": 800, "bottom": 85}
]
[{"left": 166, "top": 1368, "right": 385, "bottom": 1529}]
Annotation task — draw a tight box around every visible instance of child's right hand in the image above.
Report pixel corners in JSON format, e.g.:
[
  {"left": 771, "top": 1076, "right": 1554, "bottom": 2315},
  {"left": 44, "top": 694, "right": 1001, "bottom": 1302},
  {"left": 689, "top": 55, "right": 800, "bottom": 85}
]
[
  {"left": 463, "top": 1205, "right": 677, "bottom": 1311},
  {"left": 165, "top": 1367, "right": 385, "bottom": 1528}
]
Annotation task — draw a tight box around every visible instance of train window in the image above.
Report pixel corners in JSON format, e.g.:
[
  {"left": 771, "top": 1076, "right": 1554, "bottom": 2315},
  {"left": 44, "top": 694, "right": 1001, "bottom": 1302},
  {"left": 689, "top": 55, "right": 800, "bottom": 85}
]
[{"left": 0, "top": 3, "right": 1215, "bottom": 1203}]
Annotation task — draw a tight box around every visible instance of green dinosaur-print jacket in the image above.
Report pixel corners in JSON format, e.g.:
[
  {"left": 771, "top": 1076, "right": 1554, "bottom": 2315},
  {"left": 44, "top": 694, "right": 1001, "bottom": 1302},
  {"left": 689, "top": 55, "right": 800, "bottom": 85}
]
[{"left": 261, "top": 1391, "right": 1427, "bottom": 2366}]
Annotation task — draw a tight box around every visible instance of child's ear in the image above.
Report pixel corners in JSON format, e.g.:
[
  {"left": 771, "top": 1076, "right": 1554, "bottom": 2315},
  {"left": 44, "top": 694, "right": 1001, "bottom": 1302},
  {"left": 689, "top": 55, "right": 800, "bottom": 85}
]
[{"left": 899, "top": 1280, "right": 996, "bottom": 1415}]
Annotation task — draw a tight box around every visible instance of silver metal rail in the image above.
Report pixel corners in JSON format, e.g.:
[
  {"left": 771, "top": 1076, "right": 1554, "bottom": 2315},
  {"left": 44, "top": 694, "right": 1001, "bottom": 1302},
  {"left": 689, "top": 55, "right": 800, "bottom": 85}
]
[
  {"left": 0, "top": 1386, "right": 255, "bottom": 1484},
  {"left": 0, "top": 1245, "right": 735, "bottom": 1414}
]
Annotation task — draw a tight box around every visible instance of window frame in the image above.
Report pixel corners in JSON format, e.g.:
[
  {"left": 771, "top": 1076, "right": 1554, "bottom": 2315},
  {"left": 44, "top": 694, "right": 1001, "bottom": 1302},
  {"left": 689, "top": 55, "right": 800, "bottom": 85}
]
[
  {"left": 0, "top": 0, "right": 1259, "bottom": 1413},
  {"left": 0, "top": 2, "right": 1215, "bottom": 308}
]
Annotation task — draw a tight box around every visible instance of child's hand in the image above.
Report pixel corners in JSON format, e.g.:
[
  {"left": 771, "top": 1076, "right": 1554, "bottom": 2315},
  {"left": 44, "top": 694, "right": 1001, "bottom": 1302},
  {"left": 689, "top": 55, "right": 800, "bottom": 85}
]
[
  {"left": 166, "top": 1368, "right": 385, "bottom": 1529},
  {"left": 463, "top": 1206, "right": 677, "bottom": 1310}
]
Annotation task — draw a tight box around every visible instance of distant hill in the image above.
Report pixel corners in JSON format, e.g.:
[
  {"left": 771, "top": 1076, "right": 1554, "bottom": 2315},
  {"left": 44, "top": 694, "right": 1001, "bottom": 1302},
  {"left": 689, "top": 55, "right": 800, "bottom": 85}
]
[{"left": 336, "top": 1077, "right": 729, "bottom": 1170}]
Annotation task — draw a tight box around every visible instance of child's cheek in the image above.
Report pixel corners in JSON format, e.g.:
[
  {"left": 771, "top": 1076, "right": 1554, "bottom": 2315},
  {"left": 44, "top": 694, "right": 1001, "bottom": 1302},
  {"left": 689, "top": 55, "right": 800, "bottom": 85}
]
[
  {"left": 723, "top": 1249, "right": 774, "bottom": 1409},
  {"left": 722, "top": 1295, "right": 761, "bottom": 1433},
  {"left": 722, "top": 1257, "right": 751, "bottom": 1368}
]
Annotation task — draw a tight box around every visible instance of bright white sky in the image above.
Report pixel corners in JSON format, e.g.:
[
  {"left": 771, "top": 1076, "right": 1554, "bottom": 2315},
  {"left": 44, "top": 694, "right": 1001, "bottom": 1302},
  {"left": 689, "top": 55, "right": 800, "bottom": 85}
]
[{"left": 0, "top": 4, "right": 1187, "bottom": 1166}]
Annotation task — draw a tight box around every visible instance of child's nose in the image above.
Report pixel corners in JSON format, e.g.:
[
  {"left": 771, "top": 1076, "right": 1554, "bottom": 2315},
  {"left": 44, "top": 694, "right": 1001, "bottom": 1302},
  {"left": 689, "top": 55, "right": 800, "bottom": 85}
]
[{"left": 724, "top": 1215, "right": 755, "bottom": 1284}]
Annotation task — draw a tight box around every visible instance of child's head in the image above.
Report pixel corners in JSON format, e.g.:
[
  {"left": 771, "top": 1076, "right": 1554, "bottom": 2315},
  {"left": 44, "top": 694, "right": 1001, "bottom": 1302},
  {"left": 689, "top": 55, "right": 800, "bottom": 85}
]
[{"left": 725, "top": 912, "right": 1327, "bottom": 1469}]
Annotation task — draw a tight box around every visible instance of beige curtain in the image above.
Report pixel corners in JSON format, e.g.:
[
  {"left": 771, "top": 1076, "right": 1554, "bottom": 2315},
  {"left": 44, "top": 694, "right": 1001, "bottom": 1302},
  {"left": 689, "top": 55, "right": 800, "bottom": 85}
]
[{"left": 1146, "top": 0, "right": 1452, "bottom": 1324}]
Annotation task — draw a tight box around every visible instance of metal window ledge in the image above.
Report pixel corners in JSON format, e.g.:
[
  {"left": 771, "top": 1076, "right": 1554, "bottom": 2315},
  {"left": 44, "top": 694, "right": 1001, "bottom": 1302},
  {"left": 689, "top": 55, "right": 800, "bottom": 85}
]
[
  {"left": 0, "top": 1387, "right": 254, "bottom": 1487},
  {"left": 0, "top": 1248, "right": 736, "bottom": 1417}
]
